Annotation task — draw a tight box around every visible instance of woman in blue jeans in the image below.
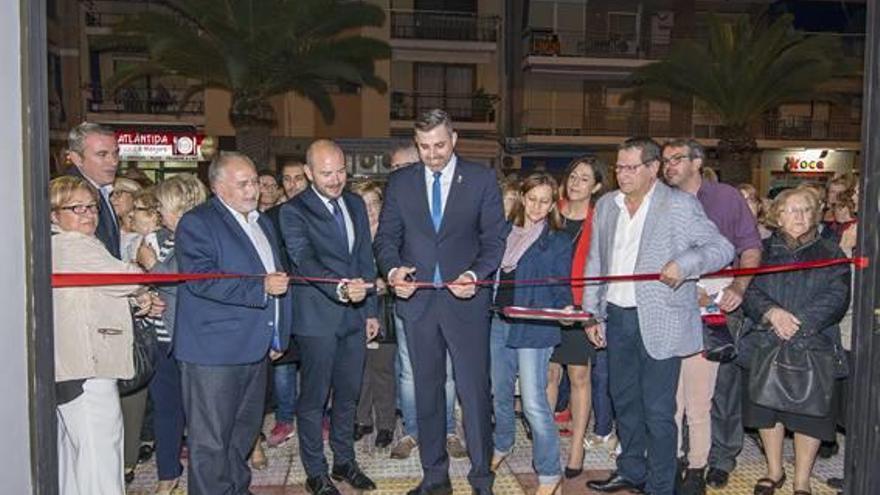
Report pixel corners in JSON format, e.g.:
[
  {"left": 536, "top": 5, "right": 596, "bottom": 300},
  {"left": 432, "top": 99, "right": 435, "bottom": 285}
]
[{"left": 490, "top": 173, "right": 572, "bottom": 495}]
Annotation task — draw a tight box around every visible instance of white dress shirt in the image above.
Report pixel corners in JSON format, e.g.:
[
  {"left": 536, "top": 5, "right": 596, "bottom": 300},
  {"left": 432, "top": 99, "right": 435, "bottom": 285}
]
[
  {"left": 312, "top": 186, "right": 355, "bottom": 253},
  {"left": 423, "top": 154, "right": 458, "bottom": 218},
  {"left": 218, "top": 199, "right": 281, "bottom": 347},
  {"left": 606, "top": 183, "right": 657, "bottom": 308}
]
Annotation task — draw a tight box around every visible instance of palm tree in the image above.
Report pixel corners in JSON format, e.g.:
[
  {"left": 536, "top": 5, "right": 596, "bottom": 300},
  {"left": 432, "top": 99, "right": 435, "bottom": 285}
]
[
  {"left": 625, "top": 14, "right": 846, "bottom": 184},
  {"left": 102, "top": 0, "right": 391, "bottom": 166}
]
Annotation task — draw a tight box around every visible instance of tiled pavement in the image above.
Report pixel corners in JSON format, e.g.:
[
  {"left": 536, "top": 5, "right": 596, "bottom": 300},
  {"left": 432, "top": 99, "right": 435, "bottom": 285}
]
[{"left": 127, "top": 417, "right": 844, "bottom": 494}]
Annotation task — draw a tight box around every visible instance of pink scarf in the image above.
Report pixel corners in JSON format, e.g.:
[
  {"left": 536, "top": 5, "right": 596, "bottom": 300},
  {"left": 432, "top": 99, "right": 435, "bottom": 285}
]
[{"left": 501, "top": 220, "right": 545, "bottom": 273}]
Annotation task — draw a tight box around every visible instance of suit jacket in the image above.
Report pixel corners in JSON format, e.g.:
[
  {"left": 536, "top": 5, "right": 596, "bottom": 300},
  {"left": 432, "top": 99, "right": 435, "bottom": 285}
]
[
  {"left": 174, "top": 197, "right": 293, "bottom": 365},
  {"left": 374, "top": 158, "right": 506, "bottom": 322},
  {"left": 279, "top": 188, "right": 378, "bottom": 337},
  {"left": 66, "top": 167, "right": 121, "bottom": 259},
  {"left": 583, "top": 181, "right": 735, "bottom": 360}
]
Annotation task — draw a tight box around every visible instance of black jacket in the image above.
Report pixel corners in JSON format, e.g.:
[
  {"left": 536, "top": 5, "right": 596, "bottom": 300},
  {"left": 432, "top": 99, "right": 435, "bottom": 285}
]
[{"left": 739, "top": 230, "right": 850, "bottom": 368}]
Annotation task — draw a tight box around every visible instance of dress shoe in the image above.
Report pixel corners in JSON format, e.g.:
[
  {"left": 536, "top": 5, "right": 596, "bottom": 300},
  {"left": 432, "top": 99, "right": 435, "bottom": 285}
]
[
  {"left": 331, "top": 462, "right": 376, "bottom": 490},
  {"left": 586, "top": 472, "right": 645, "bottom": 493},
  {"left": 406, "top": 480, "right": 453, "bottom": 495},
  {"left": 705, "top": 467, "right": 730, "bottom": 489},
  {"left": 305, "top": 475, "right": 341, "bottom": 495},
  {"left": 137, "top": 442, "right": 155, "bottom": 463},
  {"left": 375, "top": 429, "right": 394, "bottom": 448},
  {"left": 354, "top": 423, "right": 374, "bottom": 441},
  {"left": 124, "top": 467, "right": 136, "bottom": 484}
]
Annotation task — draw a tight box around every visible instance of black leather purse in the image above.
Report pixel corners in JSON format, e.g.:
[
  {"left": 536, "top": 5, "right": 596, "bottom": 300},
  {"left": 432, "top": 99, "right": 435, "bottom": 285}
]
[
  {"left": 702, "top": 311, "right": 739, "bottom": 363},
  {"left": 118, "top": 317, "right": 159, "bottom": 396},
  {"left": 748, "top": 338, "right": 835, "bottom": 417}
]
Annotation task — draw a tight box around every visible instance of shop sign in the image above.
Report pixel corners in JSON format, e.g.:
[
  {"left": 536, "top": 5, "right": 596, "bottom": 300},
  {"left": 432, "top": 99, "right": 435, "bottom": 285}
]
[
  {"left": 116, "top": 131, "right": 206, "bottom": 161},
  {"left": 783, "top": 156, "right": 826, "bottom": 172}
]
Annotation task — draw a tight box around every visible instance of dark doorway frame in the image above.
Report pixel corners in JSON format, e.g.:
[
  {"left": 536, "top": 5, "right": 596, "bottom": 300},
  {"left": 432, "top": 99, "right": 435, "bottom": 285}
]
[
  {"left": 846, "top": 0, "right": 880, "bottom": 491},
  {"left": 23, "top": 0, "right": 57, "bottom": 493}
]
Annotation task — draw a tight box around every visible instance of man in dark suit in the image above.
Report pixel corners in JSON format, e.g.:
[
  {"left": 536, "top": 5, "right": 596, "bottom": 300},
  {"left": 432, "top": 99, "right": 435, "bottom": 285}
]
[
  {"left": 280, "top": 139, "right": 379, "bottom": 494},
  {"left": 375, "top": 109, "right": 507, "bottom": 495},
  {"left": 175, "top": 152, "right": 293, "bottom": 495},
  {"left": 65, "top": 122, "right": 121, "bottom": 258}
]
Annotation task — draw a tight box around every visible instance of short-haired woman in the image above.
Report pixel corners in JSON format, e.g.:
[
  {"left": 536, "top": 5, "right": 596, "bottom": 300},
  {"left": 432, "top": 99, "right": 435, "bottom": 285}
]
[
  {"left": 741, "top": 188, "right": 850, "bottom": 495},
  {"left": 52, "top": 176, "right": 154, "bottom": 494},
  {"left": 137, "top": 173, "right": 208, "bottom": 494}
]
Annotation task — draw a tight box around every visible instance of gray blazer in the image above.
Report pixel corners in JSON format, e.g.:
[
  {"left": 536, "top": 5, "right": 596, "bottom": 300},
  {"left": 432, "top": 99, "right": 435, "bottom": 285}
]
[{"left": 583, "top": 181, "right": 735, "bottom": 360}]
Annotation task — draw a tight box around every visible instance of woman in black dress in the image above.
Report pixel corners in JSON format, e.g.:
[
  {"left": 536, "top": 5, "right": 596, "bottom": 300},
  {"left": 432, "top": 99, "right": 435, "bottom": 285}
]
[{"left": 546, "top": 156, "right": 607, "bottom": 477}]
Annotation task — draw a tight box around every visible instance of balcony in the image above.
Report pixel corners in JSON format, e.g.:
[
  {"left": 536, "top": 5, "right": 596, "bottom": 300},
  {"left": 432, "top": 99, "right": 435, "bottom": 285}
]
[
  {"left": 86, "top": 87, "right": 204, "bottom": 116},
  {"left": 521, "top": 108, "right": 674, "bottom": 140},
  {"left": 391, "top": 10, "right": 497, "bottom": 42},
  {"left": 389, "top": 10, "right": 499, "bottom": 63},
  {"left": 762, "top": 117, "right": 861, "bottom": 142},
  {"left": 390, "top": 91, "right": 497, "bottom": 132},
  {"left": 521, "top": 28, "right": 707, "bottom": 75}
]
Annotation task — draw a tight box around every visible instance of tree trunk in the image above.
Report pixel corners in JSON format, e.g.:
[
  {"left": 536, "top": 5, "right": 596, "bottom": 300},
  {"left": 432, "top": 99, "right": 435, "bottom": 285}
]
[
  {"left": 233, "top": 122, "right": 273, "bottom": 170},
  {"left": 229, "top": 91, "right": 276, "bottom": 170},
  {"left": 716, "top": 125, "right": 757, "bottom": 185}
]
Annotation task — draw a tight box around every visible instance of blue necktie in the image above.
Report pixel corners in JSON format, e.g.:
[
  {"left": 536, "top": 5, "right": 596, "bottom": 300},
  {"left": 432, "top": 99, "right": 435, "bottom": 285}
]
[
  {"left": 432, "top": 172, "right": 443, "bottom": 284},
  {"left": 332, "top": 198, "right": 349, "bottom": 252}
]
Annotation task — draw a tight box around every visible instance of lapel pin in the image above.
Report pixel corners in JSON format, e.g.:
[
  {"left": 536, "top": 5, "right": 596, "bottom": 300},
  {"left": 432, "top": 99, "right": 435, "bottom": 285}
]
[{"left": 457, "top": 175, "right": 462, "bottom": 184}]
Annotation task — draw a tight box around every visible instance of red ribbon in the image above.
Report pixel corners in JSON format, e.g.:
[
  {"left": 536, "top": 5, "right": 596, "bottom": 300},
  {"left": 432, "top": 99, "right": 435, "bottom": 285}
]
[{"left": 52, "top": 256, "right": 869, "bottom": 289}]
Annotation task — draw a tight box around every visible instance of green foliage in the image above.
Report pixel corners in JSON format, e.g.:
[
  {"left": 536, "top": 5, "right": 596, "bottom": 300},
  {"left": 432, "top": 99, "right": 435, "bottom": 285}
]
[
  {"left": 102, "top": 0, "right": 391, "bottom": 124},
  {"left": 625, "top": 14, "right": 848, "bottom": 127}
]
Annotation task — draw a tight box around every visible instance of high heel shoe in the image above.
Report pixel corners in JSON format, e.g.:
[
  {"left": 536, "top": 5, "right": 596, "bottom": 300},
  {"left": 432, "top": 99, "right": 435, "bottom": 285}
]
[
  {"left": 753, "top": 473, "right": 786, "bottom": 495},
  {"left": 564, "top": 466, "right": 583, "bottom": 479}
]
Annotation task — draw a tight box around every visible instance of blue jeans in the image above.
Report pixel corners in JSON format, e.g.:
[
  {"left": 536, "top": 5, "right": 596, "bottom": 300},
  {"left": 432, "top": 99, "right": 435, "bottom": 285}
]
[
  {"left": 606, "top": 305, "right": 681, "bottom": 495},
  {"left": 490, "top": 318, "right": 561, "bottom": 484},
  {"left": 591, "top": 349, "right": 614, "bottom": 436},
  {"left": 272, "top": 363, "right": 298, "bottom": 424},
  {"left": 396, "top": 312, "right": 456, "bottom": 438}
]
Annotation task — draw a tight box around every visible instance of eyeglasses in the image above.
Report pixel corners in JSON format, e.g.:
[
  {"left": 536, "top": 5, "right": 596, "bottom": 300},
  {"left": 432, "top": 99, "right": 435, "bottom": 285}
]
[
  {"left": 614, "top": 160, "right": 653, "bottom": 174},
  {"left": 58, "top": 203, "right": 99, "bottom": 215},
  {"left": 661, "top": 154, "right": 690, "bottom": 166}
]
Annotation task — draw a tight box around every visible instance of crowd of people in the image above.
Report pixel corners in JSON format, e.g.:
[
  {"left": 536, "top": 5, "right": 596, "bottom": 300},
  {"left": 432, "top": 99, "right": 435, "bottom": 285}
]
[{"left": 51, "top": 110, "right": 857, "bottom": 495}]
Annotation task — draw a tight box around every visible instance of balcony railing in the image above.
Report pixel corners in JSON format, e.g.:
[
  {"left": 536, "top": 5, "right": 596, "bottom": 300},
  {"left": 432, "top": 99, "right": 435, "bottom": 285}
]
[
  {"left": 522, "top": 108, "right": 861, "bottom": 141},
  {"left": 521, "top": 108, "right": 674, "bottom": 137},
  {"left": 391, "top": 91, "right": 496, "bottom": 123},
  {"left": 391, "top": 10, "right": 498, "bottom": 43},
  {"left": 763, "top": 117, "right": 862, "bottom": 141},
  {"left": 87, "top": 87, "right": 204, "bottom": 115}
]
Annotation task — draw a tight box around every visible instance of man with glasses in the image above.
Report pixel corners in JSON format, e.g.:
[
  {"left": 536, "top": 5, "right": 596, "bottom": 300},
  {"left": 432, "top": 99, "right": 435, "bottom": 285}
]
[
  {"left": 584, "top": 138, "right": 734, "bottom": 495},
  {"left": 662, "top": 139, "right": 762, "bottom": 493}
]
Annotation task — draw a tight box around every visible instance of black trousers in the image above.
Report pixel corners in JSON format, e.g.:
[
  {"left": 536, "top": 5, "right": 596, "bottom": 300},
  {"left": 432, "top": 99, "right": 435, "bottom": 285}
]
[
  {"left": 179, "top": 359, "right": 267, "bottom": 495},
  {"left": 403, "top": 294, "right": 494, "bottom": 492},
  {"left": 708, "top": 310, "right": 747, "bottom": 473},
  {"left": 296, "top": 329, "right": 366, "bottom": 477}
]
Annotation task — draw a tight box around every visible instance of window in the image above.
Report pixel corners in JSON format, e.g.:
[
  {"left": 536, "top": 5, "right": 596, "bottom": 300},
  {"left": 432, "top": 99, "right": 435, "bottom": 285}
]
[{"left": 414, "top": 63, "right": 478, "bottom": 120}]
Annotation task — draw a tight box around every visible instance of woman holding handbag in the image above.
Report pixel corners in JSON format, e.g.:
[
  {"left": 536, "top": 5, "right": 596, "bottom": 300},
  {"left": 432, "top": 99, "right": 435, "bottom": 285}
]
[
  {"left": 740, "top": 187, "right": 850, "bottom": 495},
  {"left": 51, "top": 176, "right": 159, "bottom": 495}
]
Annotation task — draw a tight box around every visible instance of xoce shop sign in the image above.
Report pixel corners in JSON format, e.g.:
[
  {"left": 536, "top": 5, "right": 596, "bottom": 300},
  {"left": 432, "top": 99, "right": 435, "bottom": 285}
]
[
  {"left": 784, "top": 155, "right": 826, "bottom": 172},
  {"left": 116, "top": 131, "right": 206, "bottom": 161}
]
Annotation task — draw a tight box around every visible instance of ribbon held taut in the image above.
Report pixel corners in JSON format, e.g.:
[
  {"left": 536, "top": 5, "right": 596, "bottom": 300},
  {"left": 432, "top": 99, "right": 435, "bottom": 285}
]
[{"left": 51, "top": 256, "right": 869, "bottom": 288}]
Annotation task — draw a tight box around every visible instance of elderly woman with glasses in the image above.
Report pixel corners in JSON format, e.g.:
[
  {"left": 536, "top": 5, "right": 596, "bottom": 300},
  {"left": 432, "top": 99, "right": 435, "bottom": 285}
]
[
  {"left": 740, "top": 187, "right": 850, "bottom": 495},
  {"left": 51, "top": 176, "right": 158, "bottom": 495}
]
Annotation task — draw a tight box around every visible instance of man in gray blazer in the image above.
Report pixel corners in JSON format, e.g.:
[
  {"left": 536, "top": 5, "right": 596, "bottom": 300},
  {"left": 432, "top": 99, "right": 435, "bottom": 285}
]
[{"left": 584, "top": 138, "right": 734, "bottom": 495}]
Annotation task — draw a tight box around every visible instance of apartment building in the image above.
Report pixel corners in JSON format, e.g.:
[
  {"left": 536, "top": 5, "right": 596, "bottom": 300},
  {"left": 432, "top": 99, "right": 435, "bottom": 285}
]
[{"left": 502, "top": 0, "right": 865, "bottom": 192}]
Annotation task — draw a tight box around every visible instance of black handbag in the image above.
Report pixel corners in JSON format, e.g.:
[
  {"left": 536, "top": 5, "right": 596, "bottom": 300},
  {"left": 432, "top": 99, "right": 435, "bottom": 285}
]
[
  {"left": 118, "top": 317, "right": 159, "bottom": 396},
  {"left": 748, "top": 338, "right": 835, "bottom": 417},
  {"left": 377, "top": 294, "right": 398, "bottom": 344},
  {"left": 703, "top": 320, "right": 737, "bottom": 363}
]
